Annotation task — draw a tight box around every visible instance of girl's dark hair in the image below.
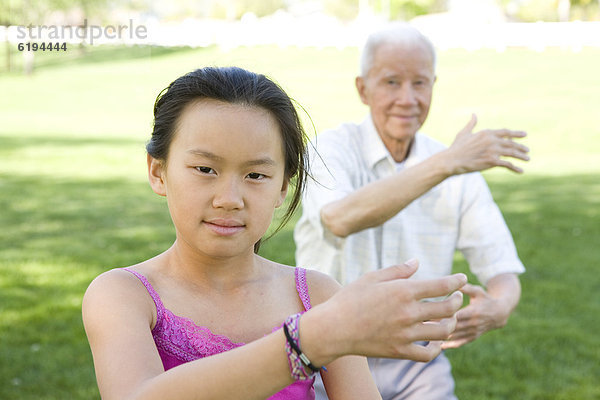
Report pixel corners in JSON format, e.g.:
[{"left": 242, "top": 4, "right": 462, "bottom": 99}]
[{"left": 148, "top": 66, "right": 308, "bottom": 252}]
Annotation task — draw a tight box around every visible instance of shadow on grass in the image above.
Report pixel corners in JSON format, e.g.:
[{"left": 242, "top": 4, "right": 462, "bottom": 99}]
[
  {"left": 0, "top": 172, "right": 598, "bottom": 399},
  {"left": 0, "top": 175, "right": 174, "bottom": 268},
  {"left": 0, "top": 173, "right": 175, "bottom": 399},
  {"left": 0, "top": 133, "right": 144, "bottom": 154}
]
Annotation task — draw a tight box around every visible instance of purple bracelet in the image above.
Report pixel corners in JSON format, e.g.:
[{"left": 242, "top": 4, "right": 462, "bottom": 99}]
[{"left": 283, "top": 313, "right": 324, "bottom": 380}]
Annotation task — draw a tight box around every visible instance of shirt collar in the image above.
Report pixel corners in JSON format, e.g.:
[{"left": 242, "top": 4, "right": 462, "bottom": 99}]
[
  {"left": 360, "top": 115, "right": 424, "bottom": 170},
  {"left": 360, "top": 115, "right": 394, "bottom": 170}
]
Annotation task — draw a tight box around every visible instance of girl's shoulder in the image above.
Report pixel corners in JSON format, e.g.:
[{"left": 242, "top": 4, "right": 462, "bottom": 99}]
[
  {"left": 302, "top": 267, "right": 342, "bottom": 307},
  {"left": 269, "top": 261, "right": 342, "bottom": 308},
  {"left": 82, "top": 266, "right": 157, "bottom": 333}
]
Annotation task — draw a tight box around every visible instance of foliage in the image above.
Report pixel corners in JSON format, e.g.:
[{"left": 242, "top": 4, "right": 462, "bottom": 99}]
[
  {"left": 503, "top": 0, "right": 600, "bottom": 22},
  {"left": 322, "top": 0, "right": 360, "bottom": 20},
  {"left": 0, "top": 0, "right": 112, "bottom": 25},
  {"left": 387, "top": 0, "right": 447, "bottom": 20}
]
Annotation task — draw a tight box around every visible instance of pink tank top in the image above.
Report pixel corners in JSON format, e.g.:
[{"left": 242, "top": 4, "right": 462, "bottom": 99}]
[{"left": 124, "top": 267, "right": 315, "bottom": 400}]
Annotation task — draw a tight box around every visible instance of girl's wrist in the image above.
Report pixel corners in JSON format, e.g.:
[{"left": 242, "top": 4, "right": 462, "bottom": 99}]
[{"left": 296, "top": 305, "right": 345, "bottom": 368}]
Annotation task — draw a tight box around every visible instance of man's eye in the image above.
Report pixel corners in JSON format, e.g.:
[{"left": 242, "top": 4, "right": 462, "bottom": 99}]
[{"left": 196, "top": 166, "right": 214, "bottom": 174}]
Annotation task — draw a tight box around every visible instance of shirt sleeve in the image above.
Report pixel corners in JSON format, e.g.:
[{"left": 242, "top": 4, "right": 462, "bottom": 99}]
[
  {"left": 456, "top": 173, "right": 526, "bottom": 286},
  {"left": 300, "top": 131, "right": 359, "bottom": 245}
]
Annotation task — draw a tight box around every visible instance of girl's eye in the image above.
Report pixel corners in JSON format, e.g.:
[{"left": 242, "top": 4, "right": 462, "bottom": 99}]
[
  {"left": 247, "top": 172, "right": 266, "bottom": 180},
  {"left": 195, "top": 166, "right": 215, "bottom": 174}
]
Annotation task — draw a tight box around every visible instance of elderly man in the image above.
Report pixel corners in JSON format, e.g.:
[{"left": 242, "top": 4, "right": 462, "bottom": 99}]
[{"left": 294, "top": 23, "right": 529, "bottom": 399}]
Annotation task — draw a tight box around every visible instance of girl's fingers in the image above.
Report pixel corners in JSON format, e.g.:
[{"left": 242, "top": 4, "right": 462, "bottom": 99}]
[
  {"left": 409, "top": 273, "right": 467, "bottom": 300},
  {"left": 413, "top": 318, "right": 458, "bottom": 341},
  {"left": 366, "top": 259, "right": 419, "bottom": 283},
  {"left": 397, "top": 341, "right": 443, "bottom": 363},
  {"left": 417, "top": 291, "right": 464, "bottom": 321}
]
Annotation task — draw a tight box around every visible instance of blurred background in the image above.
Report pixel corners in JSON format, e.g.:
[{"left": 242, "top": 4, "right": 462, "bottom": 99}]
[{"left": 1, "top": 0, "right": 599, "bottom": 399}]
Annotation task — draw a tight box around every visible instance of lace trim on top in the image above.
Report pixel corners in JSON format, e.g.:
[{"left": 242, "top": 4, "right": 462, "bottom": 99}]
[{"left": 123, "top": 267, "right": 312, "bottom": 364}]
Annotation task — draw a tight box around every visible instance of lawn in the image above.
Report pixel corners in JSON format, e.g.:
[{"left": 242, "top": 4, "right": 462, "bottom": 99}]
[{"left": 1, "top": 43, "right": 599, "bottom": 399}]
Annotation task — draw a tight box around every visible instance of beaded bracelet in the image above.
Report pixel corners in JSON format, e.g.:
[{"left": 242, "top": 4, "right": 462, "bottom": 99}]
[{"left": 283, "top": 313, "right": 325, "bottom": 380}]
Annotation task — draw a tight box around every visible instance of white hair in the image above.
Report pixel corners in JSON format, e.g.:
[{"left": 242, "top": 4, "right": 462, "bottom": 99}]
[{"left": 359, "top": 22, "right": 437, "bottom": 77}]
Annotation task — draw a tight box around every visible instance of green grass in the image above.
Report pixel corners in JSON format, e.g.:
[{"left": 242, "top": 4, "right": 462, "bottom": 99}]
[{"left": 1, "top": 44, "right": 599, "bottom": 399}]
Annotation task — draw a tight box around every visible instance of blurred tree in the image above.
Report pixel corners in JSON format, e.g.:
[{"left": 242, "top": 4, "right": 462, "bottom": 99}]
[
  {"left": 322, "top": 0, "right": 360, "bottom": 20},
  {"left": 387, "top": 0, "right": 447, "bottom": 19},
  {"left": 502, "top": 0, "right": 599, "bottom": 21},
  {"left": 0, "top": 0, "right": 111, "bottom": 73},
  {"left": 321, "top": 0, "right": 448, "bottom": 20}
]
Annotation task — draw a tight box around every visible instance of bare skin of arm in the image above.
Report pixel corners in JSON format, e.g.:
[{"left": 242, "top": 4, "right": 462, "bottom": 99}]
[
  {"left": 321, "top": 115, "right": 530, "bottom": 238},
  {"left": 83, "top": 261, "right": 466, "bottom": 400},
  {"left": 442, "top": 273, "right": 521, "bottom": 349},
  {"left": 304, "top": 269, "right": 381, "bottom": 399}
]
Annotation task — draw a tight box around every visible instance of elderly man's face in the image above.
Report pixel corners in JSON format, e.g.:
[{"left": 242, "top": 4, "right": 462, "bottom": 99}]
[{"left": 356, "top": 41, "right": 435, "bottom": 150}]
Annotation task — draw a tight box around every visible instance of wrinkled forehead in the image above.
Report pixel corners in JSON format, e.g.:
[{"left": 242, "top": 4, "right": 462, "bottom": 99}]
[{"left": 370, "top": 41, "right": 435, "bottom": 76}]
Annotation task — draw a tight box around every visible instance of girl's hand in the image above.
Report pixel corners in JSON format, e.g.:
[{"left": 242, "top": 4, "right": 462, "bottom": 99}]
[{"left": 300, "top": 259, "right": 467, "bottom": 366}]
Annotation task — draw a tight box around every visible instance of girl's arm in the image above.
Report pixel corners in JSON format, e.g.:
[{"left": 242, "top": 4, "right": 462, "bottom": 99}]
[
  {"left": 83, "top": 268, "right": 298, "bottom": 400},
  {"left": 304, "top": 269, "right": 381, "bottom": 399},
  {"left": 83, "top": 262, "right": 466, "bottom": 400}
]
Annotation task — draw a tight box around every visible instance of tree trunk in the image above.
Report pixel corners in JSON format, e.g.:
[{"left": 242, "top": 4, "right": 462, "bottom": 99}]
[
  {"left": 23, "top": 50, "right": 34, "bottom": 75},
  {"left": 558, "top": 0, "right": 570, "bottom": 22},
  {"left": 5, "top": 40, "right": 11, "bottom": 72}
]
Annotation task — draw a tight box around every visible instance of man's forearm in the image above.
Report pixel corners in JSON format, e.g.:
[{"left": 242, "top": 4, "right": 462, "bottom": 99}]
[
  {"left": 320, "top": 151, "right": 454, "bottom": 238},
  {"left": 486, "top": 273, "right": 522, "bottom": 325}
]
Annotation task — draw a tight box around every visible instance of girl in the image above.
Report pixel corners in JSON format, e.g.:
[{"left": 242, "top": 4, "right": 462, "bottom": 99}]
[{"left": 82, "top": 66, "right": 466, "bottom": 400}]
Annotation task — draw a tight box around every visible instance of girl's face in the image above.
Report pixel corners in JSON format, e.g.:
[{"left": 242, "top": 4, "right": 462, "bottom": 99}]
[{"left": 148, "top": 99, "right": 288, "bottom": 259}]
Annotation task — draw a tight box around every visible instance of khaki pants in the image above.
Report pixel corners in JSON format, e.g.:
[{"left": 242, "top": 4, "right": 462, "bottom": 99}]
[{"left": 314, "top": 352, "right": 457, "bottom": 400}]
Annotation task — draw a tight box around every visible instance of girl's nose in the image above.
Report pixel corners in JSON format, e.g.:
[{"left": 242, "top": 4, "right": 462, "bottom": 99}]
[{"left": 212, "top": 177, "right": 244, "bottom": 210}]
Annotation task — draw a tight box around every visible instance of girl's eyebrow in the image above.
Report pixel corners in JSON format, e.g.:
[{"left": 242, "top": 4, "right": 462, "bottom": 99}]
[
  {"left": 187, "top": 149, "right": 277, "bottom": 167},
  {"left": 187, "top": 149, "right": 223, "bottom": 161}
]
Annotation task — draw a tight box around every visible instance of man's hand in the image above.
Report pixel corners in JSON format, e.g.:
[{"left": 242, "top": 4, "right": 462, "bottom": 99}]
[
  {"left": 441, "top": 283, "right": 511, "bottom": 349},
  {"left": 445, "top": 114, "right": 530, "bottom": 175},
  {"left": 311, "top": 259, "right": 467, "bottom": 364}
]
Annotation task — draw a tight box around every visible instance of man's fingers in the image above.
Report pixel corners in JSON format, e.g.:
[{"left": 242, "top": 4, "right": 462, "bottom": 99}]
[
  {"left": 411, "top": 273, "right": 467, "bottom": 300},
  {"left": 459, "top": 114, "right": 477, "bottom": 135},
  {"left": 500, "top": 139, "right": 530, "bottom": 154},
  {"left": 491, "top": 129, "right": 527, "bottom": 139},
  {"left": 455, "top": 306, "right": 475, "bottom": 322},
  {"left": 459, "top": 283, "right": 486, "bottom": 297},
  {"left": 495, "top": 159, "right": 524, "bottom": 174},
  {"left": 441, "top": 338, "right": 469, "bottom": 350}
]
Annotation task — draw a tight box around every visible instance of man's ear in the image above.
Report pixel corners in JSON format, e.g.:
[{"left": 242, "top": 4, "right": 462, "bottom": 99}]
[
  {"left": 147, "top": 154, "right": 167, "bottom": 196},
  {"left": 275, "top": 179, "right": 289, "bottom": 208},
  {"left": 355, "top": 76, "right": 369, "bottom": 105}
]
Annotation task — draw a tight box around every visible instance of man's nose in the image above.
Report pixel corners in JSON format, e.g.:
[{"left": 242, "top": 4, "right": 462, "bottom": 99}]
[
  {"left": 394, "top": 83, "right": 418, "bottom": 106},
  {"left": 212, "top": 177, "right": 244, "bottom": 210}
]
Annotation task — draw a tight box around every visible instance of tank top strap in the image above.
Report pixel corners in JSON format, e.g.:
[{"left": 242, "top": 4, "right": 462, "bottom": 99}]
[
  {"left": 294, "top": 267, "right": 312, "bottom": 311},
  {"left": 122, "top": 268, "right": 165, "bottom": 324}
]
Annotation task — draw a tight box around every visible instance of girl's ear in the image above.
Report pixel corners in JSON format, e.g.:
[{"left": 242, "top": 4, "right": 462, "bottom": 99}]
[
  {"left": 148, "top": 154, "right": 167, "bottom": 196},
  {"left": 275, "top": 179, "right": 289, "bottom": 208}
]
